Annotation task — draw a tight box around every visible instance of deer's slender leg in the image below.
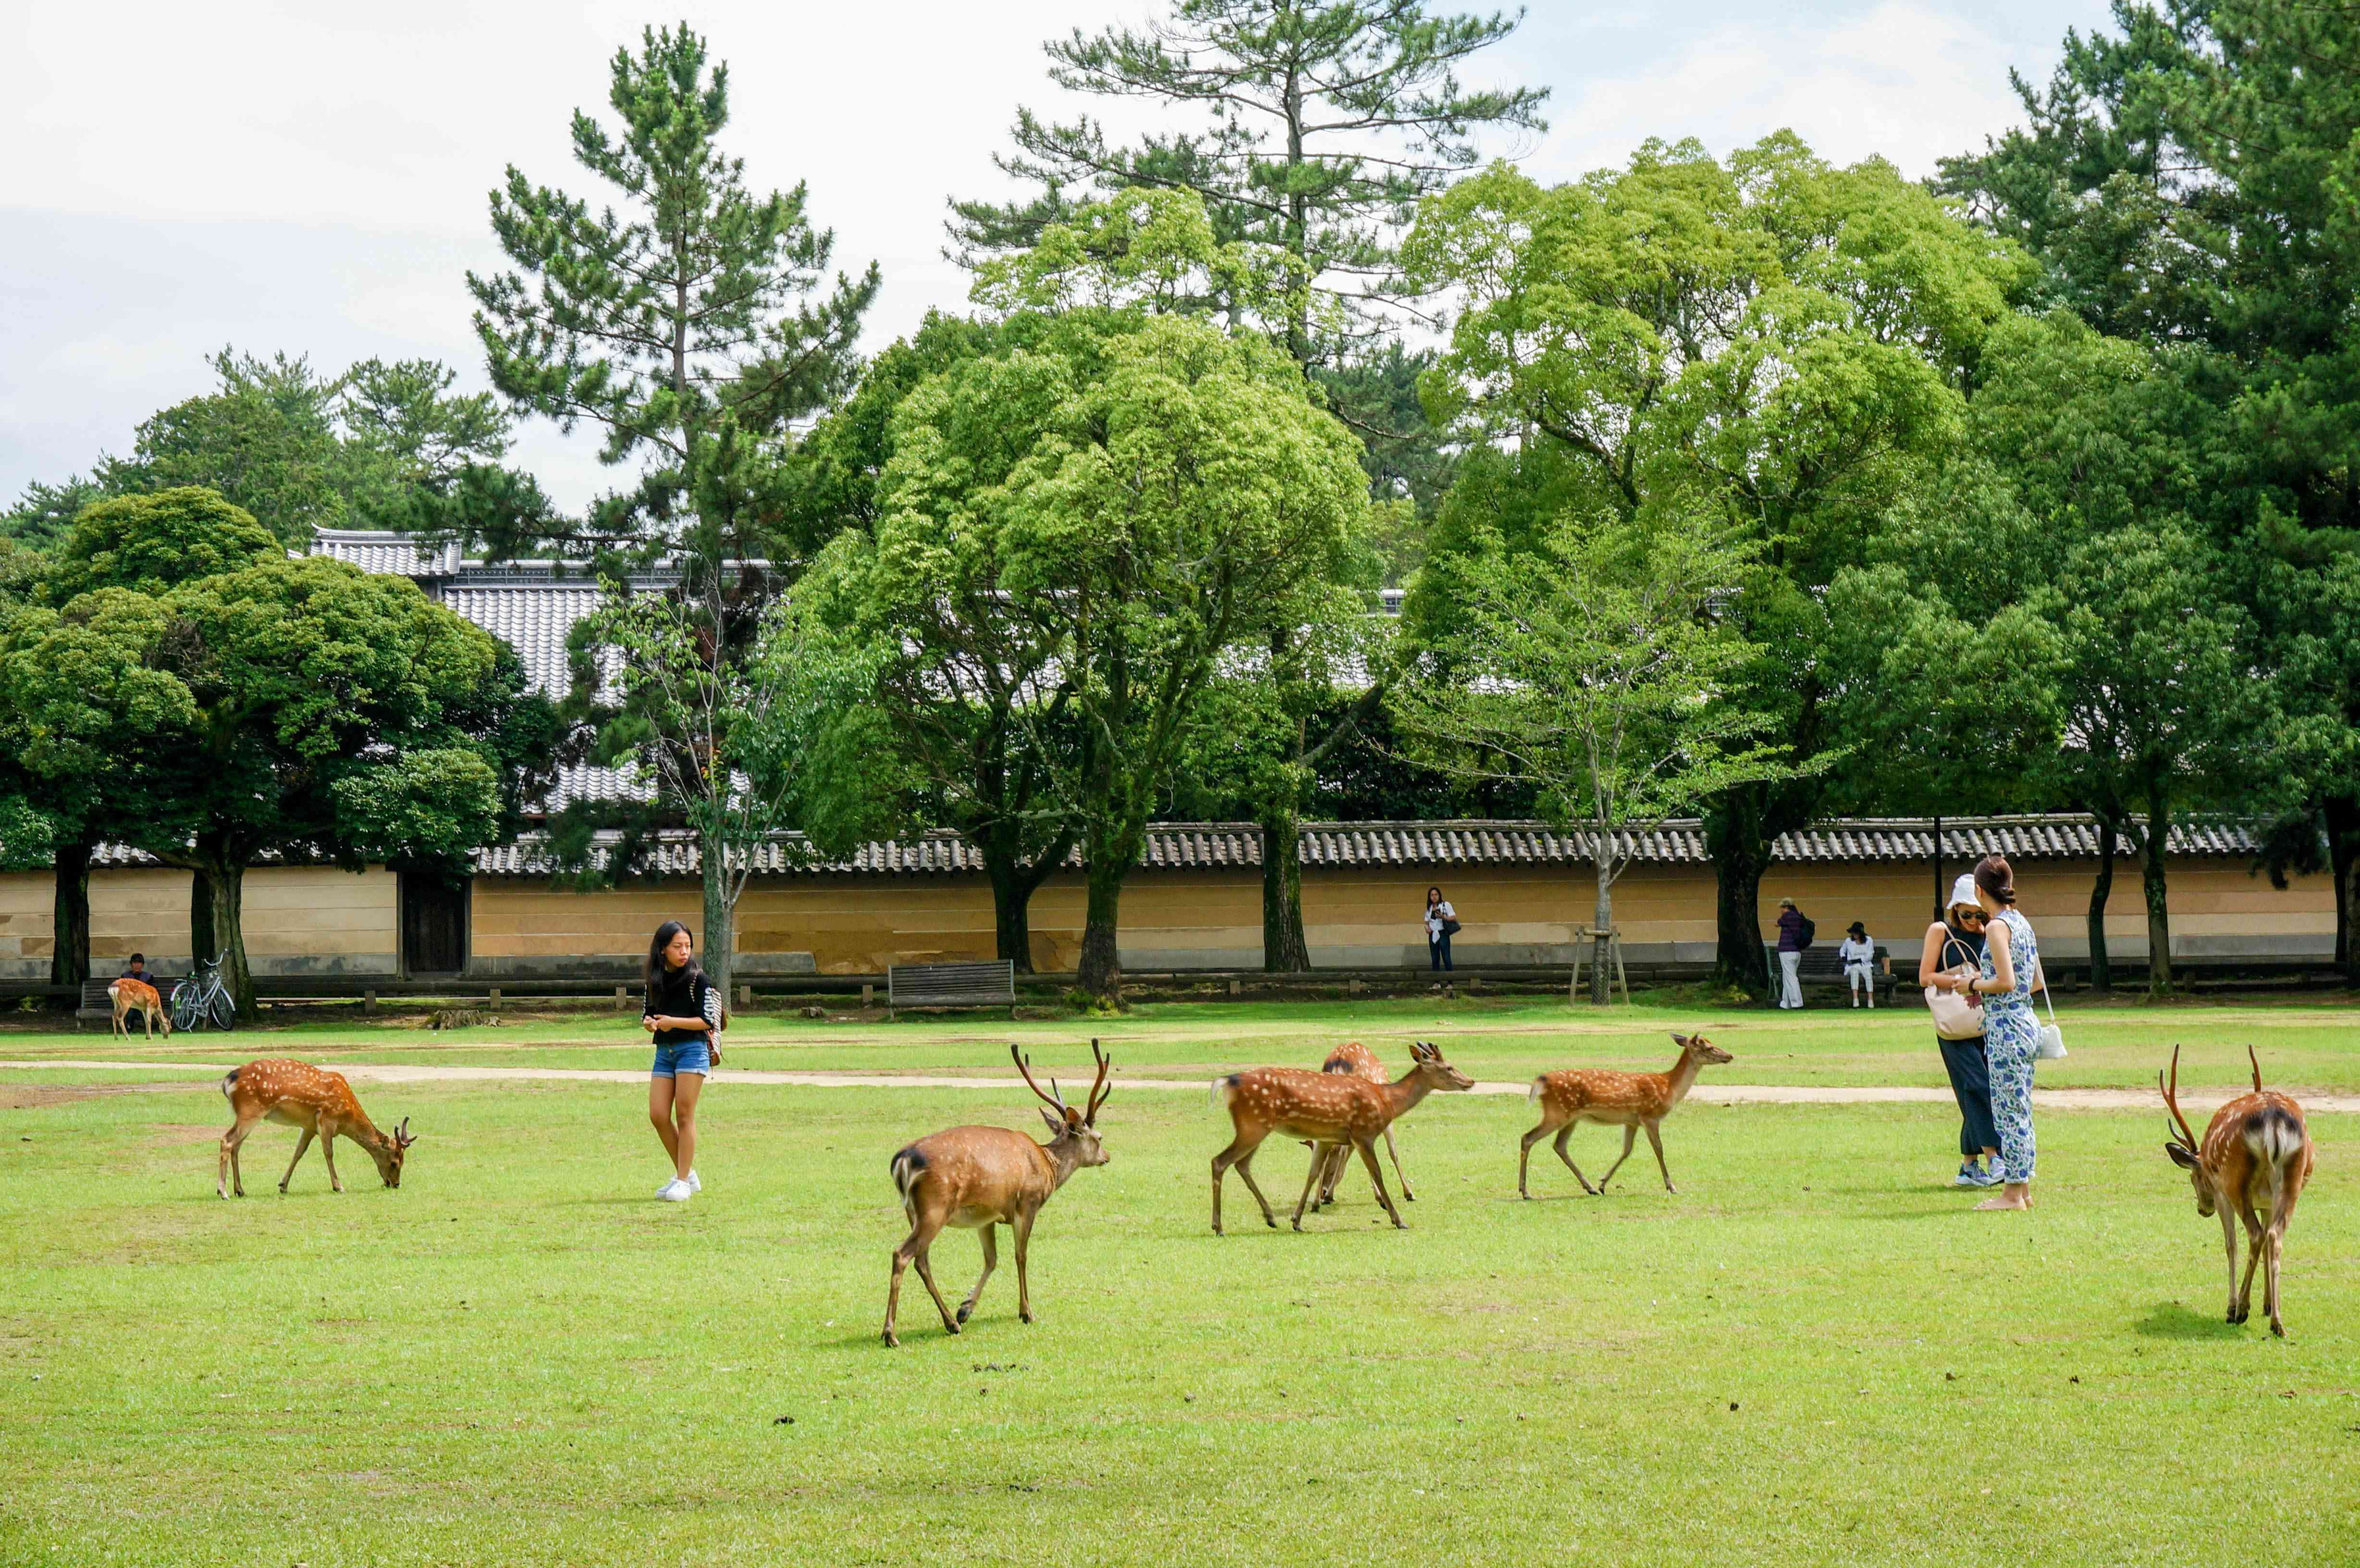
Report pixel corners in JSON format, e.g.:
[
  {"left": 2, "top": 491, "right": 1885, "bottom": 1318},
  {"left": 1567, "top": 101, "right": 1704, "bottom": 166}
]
[
  {"left": 277, "top": 1128, "right": 316, "bottom": 1194},
  {"left": 1290, "top": 1143, "right": 1330, "bottom": 1231},
  {"left": 2236, "top": 1203, "right": 2265, "bottom": 1325},
  {"left": 1644, "top": 1121, "right": 1676, "bottom": 1193},
  {"left": 2217, "top": 1205, "right": 2241, "bottom": 1323},
  {"left": 218, "top": 1114, "right": 260, "bottom": 1199},
  {"left": 1231, "top": 1149, "right": 1278, "bottom": 1230},
  {"left": 1384, "top": 1126, "right": 1412, "bottom": 1201},
  {"left": 1212, "top": 1133, "right": 1265, "bottom": 1235},
  {"left": 885, "top": 1209, "right": 950, "bottom": 1347},
  {"left": 1596, "top": 1125, "right": 1639, "bottom": 1191},
  {"left": 1355, "top": 1138, "right": 1406, "bottom": 1229},
  {"left": 1518, "top": 1121, "right": 1550, "bottom": 1198},
  {"left": 1551, "top": 1126, "right": 1598, "bottom": 1195},
  {"left": 958, "top": 1224, "right": 998, "bottom": 1325},
  {"left": 319, "top": 1129, "right": 344, "bottom": 1193},
  {"left": 1314, "top": 1143, "right": 1345, "bottom": 1208},
  {"left": 1012, "top": 1208, "right": 1037, "bottom": 1323},
  {"left": 910, "top": 1239, "right": 959, "bottom": 1335}
]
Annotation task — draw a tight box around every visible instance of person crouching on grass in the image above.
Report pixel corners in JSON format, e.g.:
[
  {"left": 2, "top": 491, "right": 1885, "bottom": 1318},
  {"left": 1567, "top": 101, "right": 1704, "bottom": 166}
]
[{"left": 643, "top": 920, "right": 721, "bottom": 1203}]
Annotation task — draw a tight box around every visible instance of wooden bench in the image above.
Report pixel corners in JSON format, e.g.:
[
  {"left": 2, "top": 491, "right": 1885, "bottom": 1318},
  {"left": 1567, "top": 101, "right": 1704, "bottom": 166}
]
[
  {"left": 1768, "top": 945, "right": 1898, "bottom": 1003},
  {"left": 887, "top": 961, "right": 1018, "bottom": 1020},
  {"left": 74, "top": 977, "right": 173, "bottom": 1031}
]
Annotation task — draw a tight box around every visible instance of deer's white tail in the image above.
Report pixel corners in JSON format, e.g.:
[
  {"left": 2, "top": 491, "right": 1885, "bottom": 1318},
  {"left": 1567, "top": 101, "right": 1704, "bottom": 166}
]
[
  {"left": 1211, "top": 1074, "right": 1240, "bottom": 1111},
  {"left": 1527, "top": 1075, "right": 1547, "bottom": 1103},
  {"left": 218, "top": 1067, "right": 241, "bottom": 1102},
  {"left": 889, "top": 1146, "right": 925, "bottom": 1215}
]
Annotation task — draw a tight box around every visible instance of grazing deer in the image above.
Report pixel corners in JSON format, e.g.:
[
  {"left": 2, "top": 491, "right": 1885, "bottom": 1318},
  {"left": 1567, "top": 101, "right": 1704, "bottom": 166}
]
[
  {"left": 108, "top": 978, "right": 171, "bottom": 1040},
  {"left": 216, "top": 1059, "right": 415, "bottom": 1199},
  {"left": 883, "top": 1041, "right": 1112, "bottom": 1348},
  {"left": 1307, "top": 1041, "right": 1414, "bottom": 1209},
  {"left": 1519, "top": 1032, "right": 1733, "bottom": 1198},
  {"left": 1210, "top": 1039, "right": 1472, "bottom": 1235},
  {"left": 2160, "top": 1044, "right": 2315, "bottom": 1337}
]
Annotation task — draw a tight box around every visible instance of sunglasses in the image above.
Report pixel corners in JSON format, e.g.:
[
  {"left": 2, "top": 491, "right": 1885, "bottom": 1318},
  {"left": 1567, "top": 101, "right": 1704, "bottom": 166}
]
[{"left": 1954, "top": 909, "right": 1986, "bottom": 924}]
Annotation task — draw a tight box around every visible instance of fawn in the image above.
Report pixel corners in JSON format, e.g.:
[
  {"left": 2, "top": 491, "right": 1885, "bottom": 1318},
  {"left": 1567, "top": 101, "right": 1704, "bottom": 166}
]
[
  {"left": 109, "top": 978, "right": 171, "bottom": 1040},
  {"left": 1307, "top": 1041, "right": 1414, "bottom": 1209},
  {"left": 2161, "top": 1044, "right": 2315, "bottom": 1337},
  {"left": 1210, "top": 1040, "right": 1472, "bottom": 1234},
  {"left": 1519, "top": 1032, "right": 1733, "bottom": 1198},
  {"left": 883, "top": 1041, "right": 1112, "bottom": 1348},
  {"left": 217, "top": 1059, "right": 414, "bottom": 1198}
]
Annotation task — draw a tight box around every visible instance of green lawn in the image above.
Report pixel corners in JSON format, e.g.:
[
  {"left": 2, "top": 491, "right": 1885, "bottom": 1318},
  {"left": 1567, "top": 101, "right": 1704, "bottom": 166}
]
[{"left": 3, "top": 1004, "right": 2356, "bottom": 1565}]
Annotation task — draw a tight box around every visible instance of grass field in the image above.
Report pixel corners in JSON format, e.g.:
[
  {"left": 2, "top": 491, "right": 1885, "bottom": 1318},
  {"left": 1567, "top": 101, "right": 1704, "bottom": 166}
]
[{"left": 4, "top": 999, "right": 2356, "bottom": 1566}]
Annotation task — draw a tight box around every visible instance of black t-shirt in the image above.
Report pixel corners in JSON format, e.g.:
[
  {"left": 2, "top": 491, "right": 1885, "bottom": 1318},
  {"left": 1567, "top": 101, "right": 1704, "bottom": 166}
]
[{"left": 644, "top": 966, "right": 716, "bottom": 1048}]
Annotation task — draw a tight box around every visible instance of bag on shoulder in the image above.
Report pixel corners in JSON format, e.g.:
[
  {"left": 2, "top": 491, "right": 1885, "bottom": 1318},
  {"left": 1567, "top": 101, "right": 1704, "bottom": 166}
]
[
  {"left": 1797, "top": 914, "right": 1816, "bottom": 948},
  {"left": 1925, "top": 937, "right": 1985, "bottom": 1041},
  {"left": 2033, "top": 964, "right": 2065, "bottom": 1061},
  {"left": 1440, "top": 918, "right": 1462, "bottom": 937}
]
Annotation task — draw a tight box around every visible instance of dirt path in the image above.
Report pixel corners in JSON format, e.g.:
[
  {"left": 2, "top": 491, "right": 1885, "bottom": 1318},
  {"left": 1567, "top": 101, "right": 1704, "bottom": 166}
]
[{"left": 4, "top": 1058, "right": 2353, "bottom": 1115}]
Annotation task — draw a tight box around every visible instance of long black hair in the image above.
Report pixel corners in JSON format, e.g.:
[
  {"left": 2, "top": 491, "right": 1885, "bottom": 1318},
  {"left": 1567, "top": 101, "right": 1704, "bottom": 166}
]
[{"left": 646, "top": 920, "right": 703, "bottom": 990}]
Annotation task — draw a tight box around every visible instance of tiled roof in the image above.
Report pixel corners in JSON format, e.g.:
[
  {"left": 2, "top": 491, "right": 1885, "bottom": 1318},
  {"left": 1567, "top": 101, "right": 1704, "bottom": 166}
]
[
  {"left": 311, "top": 528, "right": 463, "bottom": 577},
  {"left": 468, "top": 815, "right": 2263, "bottom": 878}
]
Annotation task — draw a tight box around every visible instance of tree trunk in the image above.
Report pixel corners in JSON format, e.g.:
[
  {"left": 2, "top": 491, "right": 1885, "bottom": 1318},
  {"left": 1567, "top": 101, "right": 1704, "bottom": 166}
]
[
  {"left": 2086, "top": 821, "right": 2115, "bottom": 993},
  {"left": 189, "top": 866, "right": 215, "bottom": 967},
  {"left": 2324, "top": 793, "right": 2359, "bottom": 984},
  {"left": 1710, "top": 838, "right": 1772, "bottom": 996},
  {"left": 49, "top": 840, "right": 92, "bottom": 992},
  {"left": 1591, "top": 849, "right": 1614, "bottom": 1006},
  {"left": 1075, "top": 824, "right": 1137, "bottom": 1004},
  {"left": 701, "top": 844, "right": 734, "bottom": 1005},
  {"left": 205, "top": 855, "right": 255, "bottom": 1021},
  {"left": 1261, "top": 805, "right": 1310, "bottom": 973},
  {"left": 2140, "top": 794, "right": 2174, "bottom": 997}
]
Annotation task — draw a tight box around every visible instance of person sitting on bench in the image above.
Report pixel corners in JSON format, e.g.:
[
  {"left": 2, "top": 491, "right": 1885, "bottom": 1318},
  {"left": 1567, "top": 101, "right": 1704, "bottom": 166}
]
[{"left": 119, "top": 953, "right": 151, "bottom": 984}]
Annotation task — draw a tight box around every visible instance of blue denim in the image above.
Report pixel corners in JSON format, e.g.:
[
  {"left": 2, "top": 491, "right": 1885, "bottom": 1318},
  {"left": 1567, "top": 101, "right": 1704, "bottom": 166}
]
[{"left": 651, "top": 1039, "right": 711, "bottom": 1078}]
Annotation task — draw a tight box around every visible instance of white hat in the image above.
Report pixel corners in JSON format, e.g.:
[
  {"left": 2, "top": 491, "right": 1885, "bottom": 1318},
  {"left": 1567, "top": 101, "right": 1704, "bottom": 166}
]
[{"left": 1949, "top": 873, "right": 1979, "bottom": 911}]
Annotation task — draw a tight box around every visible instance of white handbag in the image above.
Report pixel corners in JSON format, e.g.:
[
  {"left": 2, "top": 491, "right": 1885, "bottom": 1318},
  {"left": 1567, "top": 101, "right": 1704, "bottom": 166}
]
[
  {"left": 1925, "top": 937, "right": 1985, "bottom": 1040},
  {"left": 2033, "top": 963, "right": 2066, "bottom": 1060}
]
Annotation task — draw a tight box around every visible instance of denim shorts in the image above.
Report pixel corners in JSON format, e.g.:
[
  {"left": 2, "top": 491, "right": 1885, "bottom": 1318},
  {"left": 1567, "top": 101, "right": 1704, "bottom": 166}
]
[{"left": 651, "top": 1039, "right": 711, "bottom": 1078}]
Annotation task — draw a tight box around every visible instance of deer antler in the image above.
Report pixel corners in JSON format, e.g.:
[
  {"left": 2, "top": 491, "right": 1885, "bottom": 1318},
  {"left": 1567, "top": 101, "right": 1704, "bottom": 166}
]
[
  {"left": 1084, "top": 1037, "right": 1113, "bottom": 1125},
  {"left": 2159, "top": 1045, "right": 2201, "bottom": 1153},
  {"left": 1010, "top": 1044, "right": 1070, "bottom": 1117},
  {"left": 2247, "top": 1044, "right": 2263, "bottom": 1094}
]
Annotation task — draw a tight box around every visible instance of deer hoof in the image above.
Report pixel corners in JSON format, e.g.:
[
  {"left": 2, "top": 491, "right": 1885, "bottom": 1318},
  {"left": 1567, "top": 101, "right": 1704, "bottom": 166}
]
[
  {"left": 955, "top": 1304, "right": 972, "bottom": 1324},
  {"left": 1020, "top": 1311, "right": 1033, "bottom": 1325},
  {"left": 882, "top": 1332, "right": 899, "bottom": 1348},
  {"left": 943, "top": 1321, "right": 960, "bottom": 1336},
  {"left": 2271, "top": 1320, "right": 2287, "bottom": 1339}
]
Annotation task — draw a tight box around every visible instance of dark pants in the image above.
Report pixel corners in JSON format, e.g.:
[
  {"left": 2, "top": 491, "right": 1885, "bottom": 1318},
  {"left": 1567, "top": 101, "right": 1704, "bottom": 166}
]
[
  {"left": 1428, "top": 932, "right": 1452, "bottom": 971},
  {"left": 1938, "top": 1035, "right": 2000, "bottom": 1158}
]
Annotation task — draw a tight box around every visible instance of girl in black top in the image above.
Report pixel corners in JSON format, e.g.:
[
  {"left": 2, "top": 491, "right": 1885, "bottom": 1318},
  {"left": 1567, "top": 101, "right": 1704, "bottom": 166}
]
[{"left": 643, "top": 921, "right": 722, "bottom": 1202}]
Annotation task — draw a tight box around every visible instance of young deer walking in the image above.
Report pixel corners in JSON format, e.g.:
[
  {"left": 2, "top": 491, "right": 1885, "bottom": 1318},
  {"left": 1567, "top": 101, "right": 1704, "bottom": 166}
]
[
  {"left": 2161, "top": 1044, "right": 2315, "bottom": 1337},
  {"left": 1519, "top": 1032, "right": 1733, "bottom": 1198},
  {"left": 1307, "top": 1041, "right": 1414, "bottom": 1209},
  {"left": 109, "top": 978, "right": 171, "bottom": 1040},
  {"left": 216, "top": 1059, "right": 414, "bottom": 1198},
  {"left": 883, "top": 1041, "right": 1111, "bottom": 1348},
  {"left": 1210, "top": 1040, "right": 1472, "bottom": 1234}
]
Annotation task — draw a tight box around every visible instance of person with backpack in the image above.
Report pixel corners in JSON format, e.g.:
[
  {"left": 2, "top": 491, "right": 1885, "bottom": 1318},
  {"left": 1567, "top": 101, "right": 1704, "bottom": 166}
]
[
  {"left": 642, "top": 920, "right": 722, "bottom": 1203},
  {"left": 1774, "top": 897, "right": 1811, "bottom": 1008}
]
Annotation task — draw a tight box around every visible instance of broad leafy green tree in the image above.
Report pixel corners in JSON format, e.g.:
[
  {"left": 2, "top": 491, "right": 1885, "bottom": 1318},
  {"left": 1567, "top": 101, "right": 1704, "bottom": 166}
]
[
  {"left": 465, "top": 24, "right": 880, "bottom": 988},
  {"left": 97, "top": 351, "right": 351, "bottom": 548},
  {"left": 1405, "top": 135, "right": 2028, "bottom": 992}
]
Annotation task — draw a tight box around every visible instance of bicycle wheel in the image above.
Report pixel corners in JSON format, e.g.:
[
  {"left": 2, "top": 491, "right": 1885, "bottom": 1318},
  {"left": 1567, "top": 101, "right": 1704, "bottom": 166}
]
[
  {"left": 208, "top": 989, "right": 237, "bottom": 1031},
  {"left": 170, "top": 983, "right": 201, "bottom": 1033}
]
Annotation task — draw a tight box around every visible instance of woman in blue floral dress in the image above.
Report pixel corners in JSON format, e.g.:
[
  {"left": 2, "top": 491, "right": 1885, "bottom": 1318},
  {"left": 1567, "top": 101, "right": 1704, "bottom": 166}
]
[{"left": 1929, "top": 855, "right": 2041, "bottom": 1211}]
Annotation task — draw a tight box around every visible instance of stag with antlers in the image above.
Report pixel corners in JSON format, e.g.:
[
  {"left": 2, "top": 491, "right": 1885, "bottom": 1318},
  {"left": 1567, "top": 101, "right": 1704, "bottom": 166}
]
[
  {"left": 2160, "top": 1045, "right": 2315, "bottom": 1337},
  {"left": 882, "top": 1040, "right": 1112, "bottom": 1348},
  {"left": 216, "top": 1059, "right": 415, "bottom": 1198},
  {"left": 1209, "top": 1039, "right": 1472, "bottom": 1234}
]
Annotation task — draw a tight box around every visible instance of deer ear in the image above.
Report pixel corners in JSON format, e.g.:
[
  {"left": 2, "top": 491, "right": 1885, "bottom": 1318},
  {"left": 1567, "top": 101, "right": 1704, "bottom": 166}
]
[
  {"left": 2164, "top": 1142, "right": 2198, "bottom": 1169},
  {"left": 1671, "top": 1032, "right": 1692, "bottom": 1046},
  {"left": 1039, "top": 1106, "right": 1067, "bottom": 1136}
]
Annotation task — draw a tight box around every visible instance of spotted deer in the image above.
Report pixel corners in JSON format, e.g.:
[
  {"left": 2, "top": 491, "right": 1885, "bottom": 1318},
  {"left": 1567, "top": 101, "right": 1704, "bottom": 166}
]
[
  {"left": 216, "top": 1059, "right": 414, "bottom": 1198},
  {"left": 1210, "top": 1039, "right": 1472, "bottom": 1234},
  {"left": 1307, "top": 1041, "right": 1414, "bottom": 1209},
  {"left": 108, "top": 978, "right": 171, "bottom": 1040},
  {"left": 883, "top": 1041, "right": 1112, "bottom": 1348},
  {"left": 1519, "top": 1032, "right": 1733, "bottom": 1198},
  {"left": 2161, "top": 1044, "right": 2315, "bottom": 1337}
]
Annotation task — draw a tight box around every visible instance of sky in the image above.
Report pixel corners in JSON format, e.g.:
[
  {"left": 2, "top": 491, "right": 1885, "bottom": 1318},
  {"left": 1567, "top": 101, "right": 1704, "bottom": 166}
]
[{"left": 0, "top": 0, "right": 2116, "bottom": 511}]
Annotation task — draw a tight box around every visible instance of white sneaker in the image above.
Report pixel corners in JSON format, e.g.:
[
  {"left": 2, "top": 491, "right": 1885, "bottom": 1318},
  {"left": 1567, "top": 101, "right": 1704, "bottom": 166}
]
[
  {"left": 656, "top": 1178, "right": 692, "bottom": 1202},
  {"left": 686, "top": 1169, "right": 701, "bottom": 1193}
]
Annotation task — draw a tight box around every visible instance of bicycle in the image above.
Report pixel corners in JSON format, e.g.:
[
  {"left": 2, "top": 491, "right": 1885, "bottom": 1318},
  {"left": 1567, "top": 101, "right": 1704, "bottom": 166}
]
[{"left": 169, "top": 955, "right": 238, "bottom": 1032}]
